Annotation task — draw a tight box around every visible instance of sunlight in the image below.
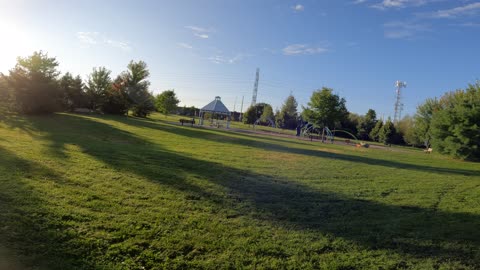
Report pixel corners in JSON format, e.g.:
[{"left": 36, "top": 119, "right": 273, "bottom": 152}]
[{"left": 0, "top": 20, "right": 34, "bottom": 73}]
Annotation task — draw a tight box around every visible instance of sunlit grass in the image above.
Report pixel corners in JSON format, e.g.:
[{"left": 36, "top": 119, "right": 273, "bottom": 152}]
[{"left": 0, "top": 112, "right": 479, "bottom": 269}]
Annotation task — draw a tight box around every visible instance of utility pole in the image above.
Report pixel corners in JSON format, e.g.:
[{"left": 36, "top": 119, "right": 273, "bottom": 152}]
[{"left": 240, "top": 95, "right": 244, "bottom": 122}]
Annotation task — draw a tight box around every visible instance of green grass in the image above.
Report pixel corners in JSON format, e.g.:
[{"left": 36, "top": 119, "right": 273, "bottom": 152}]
[{"left": 0, "top": 112, "right": 479, "bottom": 269}]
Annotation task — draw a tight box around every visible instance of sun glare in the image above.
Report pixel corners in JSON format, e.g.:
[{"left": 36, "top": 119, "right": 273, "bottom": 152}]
[{"left": 0, "top": 20, "right": 34, "bottom": 73}]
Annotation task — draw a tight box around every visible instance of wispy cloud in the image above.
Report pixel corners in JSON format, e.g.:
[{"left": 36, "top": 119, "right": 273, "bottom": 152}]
[
  {"left": 426, "top": 2, "right": 480, "bottom": 18},
  {"left": 292, "top": 4, "right": 305, "bottom": 12},
  {"left": 76, "top": 32, "right": 131, "bottom": 51},
  {"left": 383, "top": 21, "right": 430, "bottom": 39},
  {"left": 185, "top": 25, "right": 214, "bottom": 39},
  {"left": 370, "top": 0, "right": 437, "bottom": 9},
  {"left": 76, "top": 32, "right": 99, "bottom": 45},
  {"left": 352, "top": 0, "right": 367, "bottom": 4},
  {"left": 282, "top": 44, "right": 328, "bottom": 55},
  {"left": 208, "top": 53, "right": 251, "bottom": 64},
  {"left": 177, "top": 42, "right": 193, "bottom": 49}
]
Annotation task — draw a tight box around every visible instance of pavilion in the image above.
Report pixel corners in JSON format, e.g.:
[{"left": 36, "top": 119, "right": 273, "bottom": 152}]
[{"left": 199, "top": 96, "right": 231, "bottom": 128}]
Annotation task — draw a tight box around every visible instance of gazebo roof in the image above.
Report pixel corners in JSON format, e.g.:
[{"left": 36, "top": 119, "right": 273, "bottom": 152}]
[{"left": 200, "top": 96, "right": 230, "bottom": 115}]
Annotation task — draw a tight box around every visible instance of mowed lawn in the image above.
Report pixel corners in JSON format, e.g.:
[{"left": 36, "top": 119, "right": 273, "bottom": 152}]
[{"left": 0, "top": 112, "right": 479, "bottom": 269}]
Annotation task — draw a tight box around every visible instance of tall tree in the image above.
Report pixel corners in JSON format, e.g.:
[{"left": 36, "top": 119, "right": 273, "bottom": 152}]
[
  {"left": 302, "top": 87, "right": 348, "bottom": 129},
  {"left": 413, "top": 98, "right": 440, "bottom": 147},
  {"left": 276, "top": 94, "right": 298, "bottom": 129},
  {"left": 397, "top": 116, "right": 421, "bottom": 146},
  {"left": 379, "top": 118, "right": 396, "bottom": 145},
  {"left": 60, "top": 73, "right": 85, "bottom": 111},
  {"left": 155, "top": 90, "right": 180, "bottom": 116},
  {"left": 5, "top": 51, "right": 61, "bottom": 114},
  {"left": 242, "top": 103, "right": 272, "bottom": 124},
  {"left": 85, "top": 67, "right": 112, "bottom": 111},
  {"left": 369, "top": 120, "right": 383, "bottom": 142},
  {"left": 357, "top": 109, "right": 377, "bottom": 140},
  {"left": 123, "top": 61, "right": 155, "bottom": 117},
  {"left": 430, "top": 84, "right": 480, "bottom": 160}
]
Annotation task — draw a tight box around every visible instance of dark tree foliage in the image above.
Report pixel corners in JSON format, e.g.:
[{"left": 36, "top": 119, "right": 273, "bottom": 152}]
[
  {"left": 242, "top": 103, "right": 273, "bottom": 125},
  {"left": 85, "top": 67, "right": 112, "bottom": 111},
  {"left": 276, "top": 95, "right": 298, "bottom": 129},
  {"left": 5, "top": 51, "right": 61, "bottom": 114},
  {"left": 124, "top": 61, "right": 155, "bottom": 117},
  {"left": 379, "top": 118, "right": 396, "bottom": 145},
  {"left": 369, "top": 120, "right": 383, "bottom": 142},
  {"left": 302, "top": 87, "right": 348, "bottom": 129},
  {"left": 101, "top": 76, "right": 130, "bottom": 115},
  {"left": 357, "top": 109, "right": 377, "bottom": 140},
  {"left": 430, "top": 84, "right": 480, "bottom": 160},
  {"left": 178, "top": 105, "right": 199, "bottom": 117},
  {"left": 60, "top": 73, "right": 86, "bottom": 111}
]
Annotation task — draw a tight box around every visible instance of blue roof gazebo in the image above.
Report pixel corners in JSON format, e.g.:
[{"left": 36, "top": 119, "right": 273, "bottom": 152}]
[{"left": 199, "top": 96, "right": 231, "bottom": 128}]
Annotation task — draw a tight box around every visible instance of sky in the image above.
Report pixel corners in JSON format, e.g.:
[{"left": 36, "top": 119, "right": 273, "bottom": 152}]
[{"left": 1, "top": 0, "right": 479, "bottom": 118}]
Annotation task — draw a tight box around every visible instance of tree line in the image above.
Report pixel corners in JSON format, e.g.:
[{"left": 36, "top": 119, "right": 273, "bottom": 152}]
[
  {"left": 0, "top": 51, "right": 180, "bottom": 117},
  {"left": 1, "top": 51, "right": 478, "bottom": 160},
  {"left": 243, "top": 85, "right": 479, "bottom": 160}
]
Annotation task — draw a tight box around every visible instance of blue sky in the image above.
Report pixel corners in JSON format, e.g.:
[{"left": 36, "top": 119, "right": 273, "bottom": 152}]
[{"left": 1, "top": 0, "right": 479, "bottom": 118}]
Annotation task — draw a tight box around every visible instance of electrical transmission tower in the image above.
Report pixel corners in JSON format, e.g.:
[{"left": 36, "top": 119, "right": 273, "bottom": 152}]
[
  {"left": 251, "top": 68, "right": 260, "bottom": 107},
  {"left": 394, "top": 80, "right": 407, "bottom": 123}
]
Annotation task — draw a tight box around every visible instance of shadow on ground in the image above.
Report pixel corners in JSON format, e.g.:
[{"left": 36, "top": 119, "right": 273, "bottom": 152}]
[{"left": 1, "top": 113, "right": 479, "bottom": 268}]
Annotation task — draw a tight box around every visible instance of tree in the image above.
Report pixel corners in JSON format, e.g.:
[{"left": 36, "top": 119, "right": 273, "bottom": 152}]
[
  {"left": 85, "top": 67, "right": 112, "bottom": 111},
  {"left": 369, "top": 120, "right": 383, "bottom": 142},
  {"left": 302, "top": 87, "right": 348, "bottom": 129},
  {"left": 413, "top": 98, "right": 440, "bottom": 147},
  {"left": 60, "top": 73, "right": 86, "bottom": 111},
  {"left": 0, "top": 75, "right": 10, "bottom": 109},
  {"left": 242, "top": 103, "right": 273, "bottom": 125},
  {"left": 123, "top": 61, "right": 155, "bottom": 117},
  {"left": 379, "top": 118, "right": 396, "bottom": 145},
  {"left": 397, "top": 116, "right": 421, "bottom": 146},
  {"left": 357, "top": 109, "right": 377, "bottom": 140},
  {"left": 101, "top": 75, "right": 130, "bottom": 115},
  {"left": 430, "top": 84, "right": 480, "bottom": 160},
  {"left": 276, "top": 94, "right": 298, "bottom": 129},
  {"left": 5, "top": 51, "right": 61, "bottom": 114},
  {"left": 155, "top": 90, "right": 180, "bottom": 116}
]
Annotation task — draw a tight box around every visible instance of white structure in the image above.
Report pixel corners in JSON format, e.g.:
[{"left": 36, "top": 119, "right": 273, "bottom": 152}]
[
  {"left": 199, "top": 96, "right": 231, "bottom": 128},
  {"left": 394, "top": 81, "right": 407, "bottom": 123}
]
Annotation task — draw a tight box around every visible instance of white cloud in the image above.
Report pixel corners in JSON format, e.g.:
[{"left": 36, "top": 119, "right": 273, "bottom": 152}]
[
  {"left": 427, "top": 3, "right": 480, "bottom": 18},
  {"left": 194, "top": 33, "right": 209, "bottom": 39},
  {"left": 185, "top": 25, "right": 214, "bottom": 39},
  {"left": 207, "top": 53, "right": 250, "bottom": 64},
  {"left": 282, "top": 44, "right": 328, "bottom": 55},
  {"left": 352, "top": 0, "right": 367, "bottom": 4},
  {"left": 178, "top": 42, "right": 193, "bottom": 49},
  {"left": 383, "top": 21, "right": 429, "bottom": 39},
  {"left": 76, "top": 32, "right": 99, "bottom": 45},
  {"left": 76, "top": 32, "right": 131, "bottom": 51},
  {"left": 292, "top": 4, "right": 304, "bottom": 12},
  {"left": 371, "top": 0, "right": 435, "bottom": 9}
]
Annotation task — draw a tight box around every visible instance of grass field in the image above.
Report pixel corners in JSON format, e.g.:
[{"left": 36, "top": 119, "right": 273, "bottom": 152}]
[{"left": 0, "top": 112, "right": 479, "bottom": 269}]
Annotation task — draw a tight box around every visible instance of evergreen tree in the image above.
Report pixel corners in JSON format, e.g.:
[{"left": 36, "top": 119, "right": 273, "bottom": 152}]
[
  {"left": 430, "top": 84, "right": 480, "bottom": 160},
  {"left": 369, "top": 120, "right": 383, "bottom": 142},
  {"left": 276, "top": 94, "right": 298, "bottom": 129},
  {"left": 379, "top": 118, "right": 396, "bottom": 145},
  {"left": 357, "top": 109, "right": 377, "bottom": 140},
  {"left": 5, "top": 51, "right": 61, "bottom": 114}
]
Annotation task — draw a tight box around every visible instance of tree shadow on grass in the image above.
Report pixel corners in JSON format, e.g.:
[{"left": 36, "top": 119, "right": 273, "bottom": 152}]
[
  {"left": 6, "top": 113, "right": 477, "bottom": 268},
  {"left": 112, "top": 115, "right": 480, "bottom": 177},
  {"left": 0, "top": 146, "right": 98, "bottom": 269}
]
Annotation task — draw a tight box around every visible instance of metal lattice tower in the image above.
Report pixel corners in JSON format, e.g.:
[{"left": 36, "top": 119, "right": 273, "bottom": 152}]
[
  {"left": 251, "top": 68, "right": 260, "bottom": 107},
  {"left": 394, "top": 80, "right": 407, "bottom": 123}
]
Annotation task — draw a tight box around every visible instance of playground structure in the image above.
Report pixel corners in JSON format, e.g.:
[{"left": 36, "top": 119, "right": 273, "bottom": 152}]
[
  {"left": 296, "top": 121, "right": 367, "bottom": 147},
  {"left": 253, "top": 117, "right": 276, "bottom": 129}
]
